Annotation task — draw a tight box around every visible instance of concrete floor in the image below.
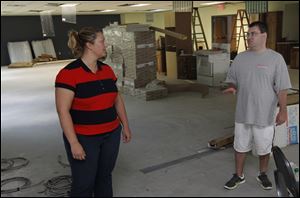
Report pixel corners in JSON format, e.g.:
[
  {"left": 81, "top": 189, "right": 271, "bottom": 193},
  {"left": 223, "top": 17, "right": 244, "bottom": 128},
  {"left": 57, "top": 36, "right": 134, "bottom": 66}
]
[{"left": 1, "top": 61, "right": 299, "bottom": 197}]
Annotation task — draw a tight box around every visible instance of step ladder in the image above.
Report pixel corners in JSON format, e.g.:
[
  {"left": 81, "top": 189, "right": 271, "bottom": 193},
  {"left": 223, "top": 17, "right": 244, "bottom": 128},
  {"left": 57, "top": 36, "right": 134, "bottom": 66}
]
[
  {"left": 192, "top": 7, "right": 208, "bottom": 51},
  {"left": 230, "top": 9, "right": 250, "bottom": 53}
]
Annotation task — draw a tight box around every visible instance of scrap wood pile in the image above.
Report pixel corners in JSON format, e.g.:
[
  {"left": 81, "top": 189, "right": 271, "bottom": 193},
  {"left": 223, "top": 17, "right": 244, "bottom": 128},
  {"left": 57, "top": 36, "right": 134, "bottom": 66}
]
[{"left": 33, "top": 54, "right": 57, "bottom": 62}]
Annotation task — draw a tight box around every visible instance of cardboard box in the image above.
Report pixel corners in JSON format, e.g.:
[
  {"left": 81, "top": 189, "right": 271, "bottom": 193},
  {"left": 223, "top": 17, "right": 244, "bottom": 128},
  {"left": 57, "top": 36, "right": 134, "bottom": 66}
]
[{"left": 274, "top": 103, "right": 299, "bottom": 147}]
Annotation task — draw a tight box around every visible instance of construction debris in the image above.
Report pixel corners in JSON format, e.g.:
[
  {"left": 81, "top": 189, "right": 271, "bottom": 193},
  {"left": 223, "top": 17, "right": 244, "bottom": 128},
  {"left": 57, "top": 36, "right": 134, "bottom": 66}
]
[
  {"left": 208, "top": 133, "right": 234, "bottom": 150},
  {"left": 33, "top": 54, "right": 57, "bottom": 62},
  {"left": 8, "top": 62, "right": 34, "bottom": 68}
]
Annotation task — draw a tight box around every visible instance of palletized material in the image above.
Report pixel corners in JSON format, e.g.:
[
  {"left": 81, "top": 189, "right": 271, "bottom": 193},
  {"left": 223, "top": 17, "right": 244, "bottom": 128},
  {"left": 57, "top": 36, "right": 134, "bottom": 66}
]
[
  {"left": 103, "top": 24, "right": 167, "bottom": 100},
  {"left": 7, "top": 41, "right": 33, "bottom": 64},
  {"left": 273, "top": 94, "right": 299, "bottom": 148},
  {"left": 31, "top": 38, "right": 57, "bottom": 58}
]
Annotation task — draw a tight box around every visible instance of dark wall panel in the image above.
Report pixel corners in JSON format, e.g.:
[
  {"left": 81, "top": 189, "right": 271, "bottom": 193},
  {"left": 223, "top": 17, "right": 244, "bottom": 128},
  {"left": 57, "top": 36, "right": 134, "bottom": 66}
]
[{"left": 1, "top": 15, "right": 120, "bottom": 66}]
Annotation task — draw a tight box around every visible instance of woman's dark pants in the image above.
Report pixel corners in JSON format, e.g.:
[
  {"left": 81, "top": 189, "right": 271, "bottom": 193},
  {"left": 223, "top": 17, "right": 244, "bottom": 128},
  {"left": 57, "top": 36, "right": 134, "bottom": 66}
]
[{"left": 63, "top": 125, "right": 121, "bottom": 197}]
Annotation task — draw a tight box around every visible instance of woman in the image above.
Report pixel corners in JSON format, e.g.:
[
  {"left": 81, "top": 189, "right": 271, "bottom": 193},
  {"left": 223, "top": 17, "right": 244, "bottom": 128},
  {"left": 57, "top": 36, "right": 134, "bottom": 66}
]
[{"left": 55, "top": 27, "right": 132, "bottom": 197}]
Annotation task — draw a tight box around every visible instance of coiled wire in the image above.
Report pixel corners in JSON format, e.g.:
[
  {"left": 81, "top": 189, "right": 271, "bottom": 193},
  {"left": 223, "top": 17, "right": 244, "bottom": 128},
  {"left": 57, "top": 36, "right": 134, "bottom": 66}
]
[
  {"left": 42, "top": 175, "right": 72, "bottom": 197},
  {"left": 1, "top": 157, "right": 29, "bottom": 172},
  {"left": 1, "top": 177, "right": 31, "bottom": 194}
]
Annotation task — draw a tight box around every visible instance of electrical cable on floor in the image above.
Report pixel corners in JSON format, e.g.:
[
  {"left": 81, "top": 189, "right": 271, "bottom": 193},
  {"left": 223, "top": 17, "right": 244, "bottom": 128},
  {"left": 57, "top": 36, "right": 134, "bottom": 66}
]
[
  {"left": 1, "top": 177, "right": 31, "bottom": 194},
  {"left": 1, "top": 157, "right": 29, "bottom": 172},
  {"left": 41, "top": 175, "right": 71, "bottom": 197},
  {"left": 1, "top": 159, "right": 13, "bottom": 171}
]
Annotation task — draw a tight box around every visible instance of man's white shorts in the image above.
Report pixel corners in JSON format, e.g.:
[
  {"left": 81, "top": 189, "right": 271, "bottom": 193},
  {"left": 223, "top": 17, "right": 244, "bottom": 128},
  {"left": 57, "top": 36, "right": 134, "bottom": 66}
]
[{"left": 233, "top": 122, "right": 274, "bottom": 155}]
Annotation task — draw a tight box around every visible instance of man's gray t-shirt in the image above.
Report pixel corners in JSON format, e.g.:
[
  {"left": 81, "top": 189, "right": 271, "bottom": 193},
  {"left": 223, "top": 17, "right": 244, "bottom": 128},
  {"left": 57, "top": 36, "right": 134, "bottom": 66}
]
[{"left": 225, "top": 49, "right": 292, "bottom": 127}]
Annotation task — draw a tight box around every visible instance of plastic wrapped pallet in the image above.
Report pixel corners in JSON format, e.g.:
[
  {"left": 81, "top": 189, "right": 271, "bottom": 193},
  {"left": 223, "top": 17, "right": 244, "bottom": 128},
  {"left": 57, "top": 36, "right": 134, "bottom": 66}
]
[
  {"left": 103, "top": 23, "right": 166, "bottom": 100},
  {"left": 287, "top": 104, "right": 299, "bottom": 144},
  {"left": 31, "top": 39, "right": 56, "bottom": 58},
  {"left": 7, "top": 41, "right": 33, "bottom": 64}
]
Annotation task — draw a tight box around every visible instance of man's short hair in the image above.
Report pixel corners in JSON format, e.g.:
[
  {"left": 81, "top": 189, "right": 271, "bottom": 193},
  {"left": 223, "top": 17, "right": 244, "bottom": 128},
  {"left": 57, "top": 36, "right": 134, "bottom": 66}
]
[{"left": 249, "top": 21, "right": 268, "bottom": 34}]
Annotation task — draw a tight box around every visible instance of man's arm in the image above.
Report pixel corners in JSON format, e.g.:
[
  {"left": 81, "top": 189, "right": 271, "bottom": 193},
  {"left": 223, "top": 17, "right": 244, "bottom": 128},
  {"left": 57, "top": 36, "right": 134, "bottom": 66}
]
[{"left": 276, "top": 89, "right": 288, "bottom": 125}]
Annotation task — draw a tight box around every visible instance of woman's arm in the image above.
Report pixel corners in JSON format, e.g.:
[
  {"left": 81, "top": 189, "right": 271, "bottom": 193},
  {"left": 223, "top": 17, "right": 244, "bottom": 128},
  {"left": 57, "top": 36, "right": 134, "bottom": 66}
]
[
  {"left": 115, "top": 93, "right": 132, "bottom": 143},
  {"left": 55, "top": 88, "right": 86, "bottom": 160}
]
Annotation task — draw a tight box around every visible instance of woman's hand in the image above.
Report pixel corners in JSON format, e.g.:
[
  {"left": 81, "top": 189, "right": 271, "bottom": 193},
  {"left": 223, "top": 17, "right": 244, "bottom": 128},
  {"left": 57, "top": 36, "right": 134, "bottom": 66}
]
[
  {"left": 70, "top": 142, "right": 86, "bottom": 160},
  {"left": 122, "top": 127, "right": 132, "bottom": 143}
]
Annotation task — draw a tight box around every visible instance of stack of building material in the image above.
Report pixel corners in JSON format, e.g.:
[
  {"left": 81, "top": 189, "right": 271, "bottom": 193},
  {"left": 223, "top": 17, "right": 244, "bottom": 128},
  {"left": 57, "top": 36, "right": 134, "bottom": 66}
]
[
  {"left": 31, "top": 38, "right": 57, "bottom": 59},
  {"left": 7, "top": 41, "right": 33, "bottom": 67},
  {"left": 104, "top": 45, "right": 124, "bottom": 87},
  {"left": 33, "top": 54, "right": 57, "bottom": 62},
  {"left": 103, "top": 23, "right": 167, "bottom": 100},
  {"left": 8, "top": 62, "right": 34, "bottom": 68}
]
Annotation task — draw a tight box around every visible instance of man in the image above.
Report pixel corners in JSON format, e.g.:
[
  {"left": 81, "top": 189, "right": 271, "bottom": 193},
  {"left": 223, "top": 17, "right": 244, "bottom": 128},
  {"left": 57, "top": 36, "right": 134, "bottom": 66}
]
[{"left": 223, "top": 21, "right": 292, "bottom": 190}]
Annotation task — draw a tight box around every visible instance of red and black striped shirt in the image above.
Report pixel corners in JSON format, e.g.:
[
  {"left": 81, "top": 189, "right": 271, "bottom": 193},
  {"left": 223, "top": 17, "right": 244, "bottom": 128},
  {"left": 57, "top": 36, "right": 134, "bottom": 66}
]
[{"left": 55, "top": 58, "right": 120, "bottom": 135}]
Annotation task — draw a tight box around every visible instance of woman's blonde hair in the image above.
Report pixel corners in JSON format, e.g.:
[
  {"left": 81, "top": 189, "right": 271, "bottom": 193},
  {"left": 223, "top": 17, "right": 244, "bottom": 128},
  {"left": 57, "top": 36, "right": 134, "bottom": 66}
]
[{"left": 67, "top": 27, "right": 102, "bottom": 58}]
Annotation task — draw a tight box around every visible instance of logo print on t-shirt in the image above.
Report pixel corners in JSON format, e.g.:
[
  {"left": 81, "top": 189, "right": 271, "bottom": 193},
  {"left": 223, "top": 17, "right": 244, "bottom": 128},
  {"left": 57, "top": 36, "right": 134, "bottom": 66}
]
[{"left": 256, "top": 64, "right": 268, "bottom": 69}]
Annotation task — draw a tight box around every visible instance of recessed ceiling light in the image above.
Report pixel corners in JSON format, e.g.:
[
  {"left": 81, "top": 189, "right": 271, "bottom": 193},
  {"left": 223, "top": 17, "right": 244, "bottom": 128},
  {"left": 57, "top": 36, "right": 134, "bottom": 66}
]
[
  {"left": 200, "top": 2, "right": 225, "bottom": 6},
  {"left": 40, "top": 10, "right": 54, "bottom": 14},
  {"left": 101, "top": 10, "right": 116, "bottom": 12},
  {"left": 148, "top": 9, "right": 169, "bottom": 12},
  {"left": 60, "top": 3, "right": 79, "bottom": 7},
  {"left": 130, "top": 4, "right": 151, "bottom": 7}
]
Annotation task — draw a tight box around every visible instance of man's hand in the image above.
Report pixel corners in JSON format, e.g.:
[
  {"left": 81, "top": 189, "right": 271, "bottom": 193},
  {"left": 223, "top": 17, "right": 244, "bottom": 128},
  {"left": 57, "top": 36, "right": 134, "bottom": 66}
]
[
  {"left": 222, "top": 87, "right": 237, "bottom": 95},
  {"left": 276, "top": 110, "right": 287, "bottom": 126}
]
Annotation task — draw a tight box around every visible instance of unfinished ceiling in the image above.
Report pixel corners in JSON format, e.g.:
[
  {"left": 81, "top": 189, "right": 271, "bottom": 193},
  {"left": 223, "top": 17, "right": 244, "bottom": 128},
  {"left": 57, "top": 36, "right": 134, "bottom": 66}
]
[{"left": 1, "top": 1, "right": 242, "bottom": 16}]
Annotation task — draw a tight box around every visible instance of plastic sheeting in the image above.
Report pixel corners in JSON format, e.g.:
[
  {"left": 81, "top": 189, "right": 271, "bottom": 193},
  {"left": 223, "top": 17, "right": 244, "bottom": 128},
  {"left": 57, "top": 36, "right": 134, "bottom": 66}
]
[
  {"left": 61, "top": 5, "right": 76, "bottom": 24},
  {"left": 7, "top": 41, "right": 33, "bottom": 64},
  {"left": 40, "top": 11, "right": 55, "bottom": 37},
  {"left": 31, "top": 39, "right": 57, "bottom": 58}
]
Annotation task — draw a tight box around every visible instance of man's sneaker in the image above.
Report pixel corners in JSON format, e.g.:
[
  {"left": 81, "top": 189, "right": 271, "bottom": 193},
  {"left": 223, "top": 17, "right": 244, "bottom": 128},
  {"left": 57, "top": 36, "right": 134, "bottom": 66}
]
[
  {"left": 224, "top": 174, "right": 245, "bottom": 190},
  {"left": 257, "top": 172, "right": 273, "bottom": 190}
]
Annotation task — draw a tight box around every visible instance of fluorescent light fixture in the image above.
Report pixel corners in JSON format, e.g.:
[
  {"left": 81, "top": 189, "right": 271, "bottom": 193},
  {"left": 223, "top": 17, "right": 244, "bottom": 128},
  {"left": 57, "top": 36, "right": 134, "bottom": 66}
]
[
  {"left": 101, "top": 10, "right": 116, "bottom": 12},
  {"left": 40, "top": 10, "right": 54, "bottom": 14},
  {"left": 60, "top": 3, "right": 79, "bottom": 7},
  {"left": 149, "top": 9, "right": 169, "bottom": 12},
  {"left": 200, "top": 2, "right": 224, "bottom": 6},
  {"left": 130, "top": 4, "right": 151, "bottom": 7}
]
